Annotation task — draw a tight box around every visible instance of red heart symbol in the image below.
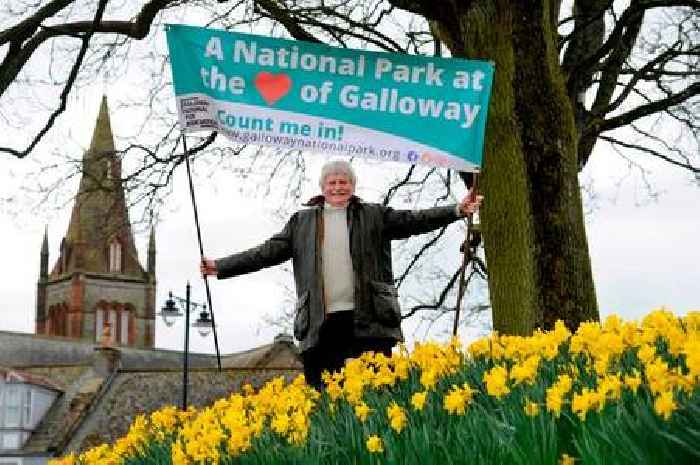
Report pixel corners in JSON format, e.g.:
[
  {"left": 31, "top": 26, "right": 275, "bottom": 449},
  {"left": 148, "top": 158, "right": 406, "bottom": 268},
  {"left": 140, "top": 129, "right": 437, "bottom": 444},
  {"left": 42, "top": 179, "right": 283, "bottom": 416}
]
[{"left": 254, "top": 72, "right": 292, "bottom": 105}]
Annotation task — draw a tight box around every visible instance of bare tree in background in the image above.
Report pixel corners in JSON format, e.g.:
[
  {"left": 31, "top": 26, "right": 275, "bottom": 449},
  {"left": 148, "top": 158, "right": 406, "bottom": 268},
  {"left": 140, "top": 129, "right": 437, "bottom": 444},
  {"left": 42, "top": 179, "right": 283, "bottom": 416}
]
[{"left": 0, "top": 0, "right": 697, "bottom": 335}]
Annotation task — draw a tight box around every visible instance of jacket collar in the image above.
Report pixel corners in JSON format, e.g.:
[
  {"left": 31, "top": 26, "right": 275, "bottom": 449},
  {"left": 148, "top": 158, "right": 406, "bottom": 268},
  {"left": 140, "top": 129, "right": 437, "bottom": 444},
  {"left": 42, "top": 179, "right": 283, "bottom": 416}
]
[{"left": 303, "top": 195, "right": 363, "bottom": 207}]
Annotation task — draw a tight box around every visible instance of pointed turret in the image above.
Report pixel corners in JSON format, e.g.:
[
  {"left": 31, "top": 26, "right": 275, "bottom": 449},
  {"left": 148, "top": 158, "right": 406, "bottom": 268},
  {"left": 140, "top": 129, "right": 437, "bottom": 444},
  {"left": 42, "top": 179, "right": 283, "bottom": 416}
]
[
  {"left": 36, "top": 226, "right": 50, "bottom": 334},
  {"left": 40, "top": 226, "right": 49, "bottom": 278}
]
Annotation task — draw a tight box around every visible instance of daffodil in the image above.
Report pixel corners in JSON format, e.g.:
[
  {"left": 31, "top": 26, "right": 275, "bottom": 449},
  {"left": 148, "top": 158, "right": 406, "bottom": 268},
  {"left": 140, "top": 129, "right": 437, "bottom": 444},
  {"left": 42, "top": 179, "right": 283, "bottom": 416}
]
[
  {"left": 484, "top": 365, "right": 510, "bottom": 398},
  {"left": 654, "top": 390, "right": 677, "bottom": 420},
  {"left": 443, "top": 383, "right": 474, "bottom": 415},
  {"left": 366, "top": 435, "right": 384, "bottom": 453},
  {"left": 524, "top": 400, "right": 539, "bottom": 417},
  {"left": 354, "top": 401, "right": 372, "bottom": 422},
  {"left": 624, "top": 372, "right": 642, "bottom": 393},
  {"left": 387, "top": 402, "right": 407, "bottom": 433},
  {"left": 560, "top": 453, "right": 576, "bottom": 465},
  {"left": 411, "top": 391, "right": 428, "bottom": 411}
]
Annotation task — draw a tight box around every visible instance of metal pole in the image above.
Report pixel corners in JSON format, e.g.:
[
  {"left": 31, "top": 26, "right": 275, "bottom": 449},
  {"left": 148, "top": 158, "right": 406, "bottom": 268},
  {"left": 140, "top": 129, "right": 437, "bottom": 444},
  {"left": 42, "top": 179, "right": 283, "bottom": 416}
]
[
  {"left": 453, "top": 218, "right": 471, "bottom": 337},
  {"left": 181, "top": 133, "right": 222, "bottom": 371},
  {"left": 183, "top": 282, "right": 191, "bottom": 410},
  {"left": 453, "top": 174, "right": 479, "bottom": 337}
]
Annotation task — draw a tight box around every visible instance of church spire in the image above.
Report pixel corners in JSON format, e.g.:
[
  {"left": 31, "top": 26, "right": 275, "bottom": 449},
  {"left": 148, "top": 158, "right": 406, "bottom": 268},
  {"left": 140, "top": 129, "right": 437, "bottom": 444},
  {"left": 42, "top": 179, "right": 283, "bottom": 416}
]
[
  {"left": 38, "top": 96, "right": 157, "bottom": 348},
  {"left": 51, "top": 96, "right": 144, "bottom": 277},
  {"left": 89, "top": 96, "right": 115, "bottom": 155}
]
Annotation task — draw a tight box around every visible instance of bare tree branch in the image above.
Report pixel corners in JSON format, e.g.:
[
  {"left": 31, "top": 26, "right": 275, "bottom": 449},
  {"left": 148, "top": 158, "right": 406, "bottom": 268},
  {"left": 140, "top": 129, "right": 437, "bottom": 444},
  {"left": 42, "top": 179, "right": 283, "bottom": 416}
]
[
  {"left": 599, "top": 134, "right": 700, "bottom": 173},
  {"left": 594, "top": 80, "right": 699, "bottom": 134},
  {"left": 0, "top": 0, "right": 73, "bottom": 47},
  {"left": 394, "top": 226, "right": 448, "bottom": 289},
  {"left": 0, "top": 0, "right": 176, "bottom": 99},
  {"left": 402, "top": 267, "right": 460, "bottom": 320},
  {"left": 253, "top": 0, "right": 322, "bottom": 43},
  {"left": 0, "top": 0, "right": 109, "bottom": 158}
]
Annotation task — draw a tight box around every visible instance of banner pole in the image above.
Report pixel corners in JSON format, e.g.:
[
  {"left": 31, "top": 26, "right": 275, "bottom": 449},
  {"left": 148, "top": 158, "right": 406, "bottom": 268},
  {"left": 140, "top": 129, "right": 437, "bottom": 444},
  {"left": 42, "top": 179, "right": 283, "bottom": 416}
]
[
  {"left": 181, "top": 133, "right": 223, "bottom": 372},
  {"left": 452, "top": 174, "right": 479, "bottom": 337}
]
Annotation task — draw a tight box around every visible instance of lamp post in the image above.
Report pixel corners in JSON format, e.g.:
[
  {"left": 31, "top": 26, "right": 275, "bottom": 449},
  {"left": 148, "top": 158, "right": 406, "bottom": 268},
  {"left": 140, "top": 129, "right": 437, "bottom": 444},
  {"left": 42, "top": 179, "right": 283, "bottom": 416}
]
[{"left": 159, "top": 282, "right": 213, "bottom": 409}]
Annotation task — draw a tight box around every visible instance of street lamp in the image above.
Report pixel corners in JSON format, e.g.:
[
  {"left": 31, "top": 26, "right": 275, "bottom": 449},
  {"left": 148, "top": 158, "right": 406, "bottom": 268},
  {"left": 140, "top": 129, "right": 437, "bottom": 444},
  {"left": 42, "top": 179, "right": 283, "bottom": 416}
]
[{"left": 159, "top": 282, "right": 213, "bottom": 409}]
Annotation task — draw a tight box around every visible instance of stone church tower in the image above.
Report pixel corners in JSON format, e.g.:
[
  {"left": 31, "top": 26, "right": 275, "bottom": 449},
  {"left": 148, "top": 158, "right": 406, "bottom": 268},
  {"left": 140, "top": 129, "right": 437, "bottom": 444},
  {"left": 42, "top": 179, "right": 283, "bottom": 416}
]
[{"left": 35, "top": 97, "right": 156, "bottom": 348}]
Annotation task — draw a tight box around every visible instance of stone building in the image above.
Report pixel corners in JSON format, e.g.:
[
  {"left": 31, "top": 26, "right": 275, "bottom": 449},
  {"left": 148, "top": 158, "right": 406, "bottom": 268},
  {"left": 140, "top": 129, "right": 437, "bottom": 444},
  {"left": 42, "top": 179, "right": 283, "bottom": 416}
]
[
  {"left": 35, "top": 98, "right": 156, "bottom": 348},
  {"left": 0, "top": 330, "right": 302, "bottom": 465}
]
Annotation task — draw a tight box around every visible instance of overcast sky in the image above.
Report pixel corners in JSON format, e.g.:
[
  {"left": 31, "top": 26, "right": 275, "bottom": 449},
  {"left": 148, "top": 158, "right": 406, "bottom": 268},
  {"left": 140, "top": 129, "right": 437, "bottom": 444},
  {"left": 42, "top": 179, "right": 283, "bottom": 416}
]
[{"left": 0, "top": 87, "right": 698, "bottom": 356}]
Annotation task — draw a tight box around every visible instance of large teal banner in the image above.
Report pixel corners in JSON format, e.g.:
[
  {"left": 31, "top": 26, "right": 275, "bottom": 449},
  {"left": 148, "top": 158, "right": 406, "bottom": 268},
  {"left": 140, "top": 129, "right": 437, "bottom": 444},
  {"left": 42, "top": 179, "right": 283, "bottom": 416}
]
[{"left": 166, "top": 24, "right": 494, "bottom": 171}]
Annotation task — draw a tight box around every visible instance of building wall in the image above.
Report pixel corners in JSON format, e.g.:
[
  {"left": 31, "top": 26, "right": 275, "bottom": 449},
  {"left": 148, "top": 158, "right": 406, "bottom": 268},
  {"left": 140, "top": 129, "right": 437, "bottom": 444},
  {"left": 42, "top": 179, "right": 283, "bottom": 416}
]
[
  {"left": 43, "top": 273, "right": 155, "bottom": 348},
  {"left": 82, "top": 275, "right": 153, "bottom": 347},
  {"left": 44, "top": 280, "right": 72, "bottom": 308},
  {"left": 42, "top": 274, "right": 154, "bottom": 348}
]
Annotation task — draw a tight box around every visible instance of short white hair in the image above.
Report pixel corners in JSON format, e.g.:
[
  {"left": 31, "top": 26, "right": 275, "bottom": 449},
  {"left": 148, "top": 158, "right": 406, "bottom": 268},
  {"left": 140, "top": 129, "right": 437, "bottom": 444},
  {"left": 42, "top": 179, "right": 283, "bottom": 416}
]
[{"left": 319, "top": 159, "right": 356, "bottom": 187}]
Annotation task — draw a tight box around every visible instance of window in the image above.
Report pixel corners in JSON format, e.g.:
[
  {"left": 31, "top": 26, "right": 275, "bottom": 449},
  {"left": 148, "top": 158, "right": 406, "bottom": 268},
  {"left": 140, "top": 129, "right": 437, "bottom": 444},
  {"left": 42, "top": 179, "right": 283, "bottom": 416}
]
[
  {"left": 4, "top": 387, "right": 20, "bottom": 428},
  {"left": 109, "top": 240, "right": 122, "bottom": 273},
  {"left": 0, "top": 431, "right": 20, "bottom": 450},
  {"left": 120, "top": 310, "right": 130, "bottom": 345},
  {"left": 48, "top": 305, "right": 68, "bottom": 337},
  {"left": 22, "top": 390, "right": 31, "bottom": 427},
  {"left": 95, "top": 309, "right": 104, "bottom": 343},
  {"left": 109, "top": 310, "right": 117, "bottom": 344}
]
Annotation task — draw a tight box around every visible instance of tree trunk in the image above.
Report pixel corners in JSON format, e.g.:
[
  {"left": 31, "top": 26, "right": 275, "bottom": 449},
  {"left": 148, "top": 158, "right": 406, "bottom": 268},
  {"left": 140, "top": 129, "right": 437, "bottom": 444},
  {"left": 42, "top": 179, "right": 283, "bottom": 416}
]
[
  {"left": 437, "top": 0, "right": 599, "bottom": 333},
  {"left": 511, "top": 1, "right": 599, "bottom": 330}
]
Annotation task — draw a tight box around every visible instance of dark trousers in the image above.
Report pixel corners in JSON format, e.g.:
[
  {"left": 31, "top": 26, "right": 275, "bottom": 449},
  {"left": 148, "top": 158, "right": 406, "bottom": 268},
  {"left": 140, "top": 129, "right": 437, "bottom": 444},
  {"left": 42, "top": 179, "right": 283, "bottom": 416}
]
[{"left": 301, "top": 310, "right": 395, "bottom": 390}]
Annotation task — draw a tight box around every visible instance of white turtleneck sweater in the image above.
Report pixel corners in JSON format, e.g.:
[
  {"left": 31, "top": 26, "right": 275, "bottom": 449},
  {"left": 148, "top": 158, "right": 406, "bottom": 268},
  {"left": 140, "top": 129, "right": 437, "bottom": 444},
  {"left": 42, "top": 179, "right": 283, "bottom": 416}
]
[{"left": 322, "top": 203, "right": 355, "bottom": 313}]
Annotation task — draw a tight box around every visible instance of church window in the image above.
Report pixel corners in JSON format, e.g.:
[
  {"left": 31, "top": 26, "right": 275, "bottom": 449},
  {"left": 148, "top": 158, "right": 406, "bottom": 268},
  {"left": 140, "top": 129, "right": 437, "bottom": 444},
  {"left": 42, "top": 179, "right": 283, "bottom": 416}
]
[
  {"left": 120, "top": 310, "right": 130, "bottom": 345},
  {"left": 52, "top": 305, "right": 68, "bottom": 337},
  {"left": 95, "top": 308, "right": 104, "bottom": 343},
  {"left": 48, "top": 305, "right": 67, "bottom": 337},
  {"left": 106, "top": 160, "right": 112, "bottom": 180},
  {"left": 95, "top": 304, "right": 131, "bottom": 345},
  {"left": 109, "top": 239, "right": 122, "bottom": 273},
  {"left": 109, "top": 309, "right": 117, "bottom": 344}
]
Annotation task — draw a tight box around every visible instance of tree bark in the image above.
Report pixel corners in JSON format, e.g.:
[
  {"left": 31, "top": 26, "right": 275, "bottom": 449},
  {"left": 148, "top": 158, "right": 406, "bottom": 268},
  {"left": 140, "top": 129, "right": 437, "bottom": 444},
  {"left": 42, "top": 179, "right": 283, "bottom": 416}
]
[
  {"left": 435, "top": 0, "right": 599, "bottom": 333},
  {"left": 512, "top": 1, "right": 599, "bottom": 330}
]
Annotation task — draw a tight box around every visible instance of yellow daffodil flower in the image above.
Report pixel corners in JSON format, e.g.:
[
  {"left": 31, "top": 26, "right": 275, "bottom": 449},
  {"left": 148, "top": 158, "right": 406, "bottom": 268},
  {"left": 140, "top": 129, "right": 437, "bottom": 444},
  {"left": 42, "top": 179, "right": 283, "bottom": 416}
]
[
  {"left": 366, "top": 435, "right": 384, "bottom": 453},
  {"left": 411, "top": 391, "right": 428, "bottom": 411}
]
